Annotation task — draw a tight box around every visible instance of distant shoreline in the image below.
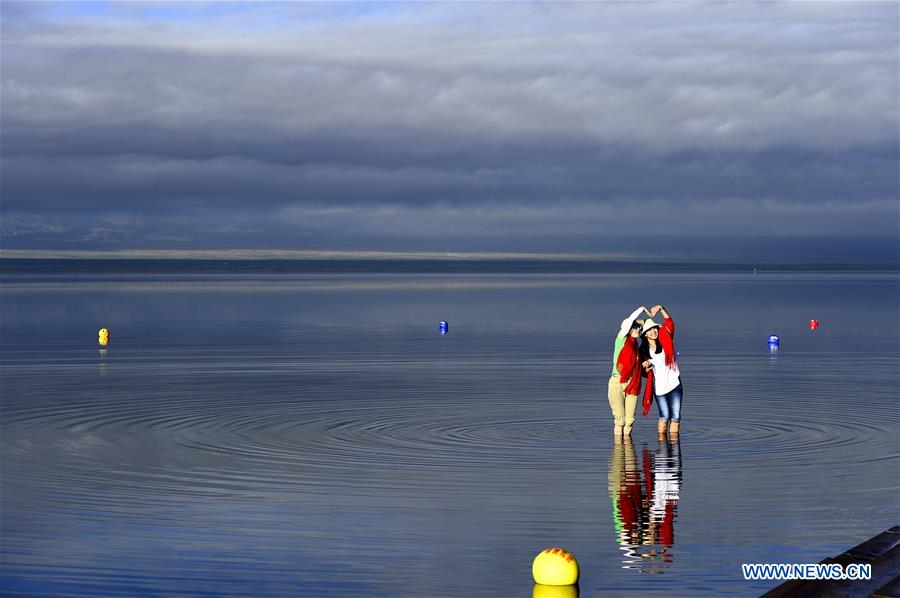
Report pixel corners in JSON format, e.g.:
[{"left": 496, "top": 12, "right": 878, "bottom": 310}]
[{"left": 1, "top": 257, "right": 896, "bottom": 275}]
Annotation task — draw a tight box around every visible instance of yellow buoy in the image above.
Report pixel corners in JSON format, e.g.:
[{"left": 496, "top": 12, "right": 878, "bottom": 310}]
[
  {"left": 98, "top": 328, "right": 109, "bottom": 347},
  {"left": 532, "top": 547, "right": 579, "bottom": 586},
  {"left": 533, "top": 582, "right": 579, "bottom": 598}
]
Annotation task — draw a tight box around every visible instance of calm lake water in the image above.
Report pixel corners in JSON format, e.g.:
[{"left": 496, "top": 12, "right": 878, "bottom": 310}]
[{"left": 1, "top": 272, "right": 897, "bottom": 596}]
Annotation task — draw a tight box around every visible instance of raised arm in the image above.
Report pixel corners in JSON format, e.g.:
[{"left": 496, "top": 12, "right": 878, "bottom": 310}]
[
  {"left": 618, "top": 305, "right": 649, "bottom": 337},
  {"left": 651, "top": 305, "right": 674, "bottom": 336},
  {"left": 650, "top": 304, "right": 670, "bottom": 319}
]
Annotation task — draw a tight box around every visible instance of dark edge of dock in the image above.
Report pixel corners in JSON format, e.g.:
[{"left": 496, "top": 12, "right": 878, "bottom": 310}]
[{"left": 762, "top": 526, "right": 900, "bottom": 597}]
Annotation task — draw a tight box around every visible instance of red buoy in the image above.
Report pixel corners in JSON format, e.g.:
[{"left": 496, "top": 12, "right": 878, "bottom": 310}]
[{"left": 809, "top": 319, "right": 819, "bottom": 330}]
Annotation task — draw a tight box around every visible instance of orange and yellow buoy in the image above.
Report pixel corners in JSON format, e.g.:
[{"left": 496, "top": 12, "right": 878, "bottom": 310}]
[
  {"left": 98, "top": 328, "right": 109, "bottom": 347},
  {"left": 532, "top": 547, "right": 579, "bottom": 586}
]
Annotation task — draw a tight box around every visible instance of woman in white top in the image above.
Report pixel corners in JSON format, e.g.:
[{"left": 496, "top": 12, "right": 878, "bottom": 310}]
[{"left": 640, "top": 305, "right": 683, "bottom": 438}]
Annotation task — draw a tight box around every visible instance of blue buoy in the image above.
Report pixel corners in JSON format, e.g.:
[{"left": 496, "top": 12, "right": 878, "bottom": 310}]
[
  {"left": 768, "top": 334, "right": 779, "bottom": 345},
  {"left": 439, "top": 321, "right": 449, "bottom": 335}
]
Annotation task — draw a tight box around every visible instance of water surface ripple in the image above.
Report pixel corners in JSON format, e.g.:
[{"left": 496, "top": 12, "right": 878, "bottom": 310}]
[{"left": 2, "top": 273, "right": 897, "bottom": 596}]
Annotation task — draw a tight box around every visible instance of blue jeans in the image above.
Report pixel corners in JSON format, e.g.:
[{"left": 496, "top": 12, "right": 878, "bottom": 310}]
[{"left": 656, "top": 383, "right": 683, "bottom": 422}]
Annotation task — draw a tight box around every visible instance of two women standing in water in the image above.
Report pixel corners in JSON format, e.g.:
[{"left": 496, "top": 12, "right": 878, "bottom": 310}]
[{"left": 608, "top": 304, "right": 683, "bottom": 439}]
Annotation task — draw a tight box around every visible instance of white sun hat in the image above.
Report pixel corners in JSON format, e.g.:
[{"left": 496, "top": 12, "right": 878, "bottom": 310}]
[{"left": 641, "top": 319, "right": 660, "bottom": 335}]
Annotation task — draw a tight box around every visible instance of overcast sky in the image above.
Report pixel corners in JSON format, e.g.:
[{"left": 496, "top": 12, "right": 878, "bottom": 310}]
[{"left": 1, "top": 1, "right": 897, "bottom": 263}]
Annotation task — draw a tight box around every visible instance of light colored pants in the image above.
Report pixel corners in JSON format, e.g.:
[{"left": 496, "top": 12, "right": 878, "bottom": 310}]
[{"left": 608, "top": 374, "right": 637, "bottom": 427}]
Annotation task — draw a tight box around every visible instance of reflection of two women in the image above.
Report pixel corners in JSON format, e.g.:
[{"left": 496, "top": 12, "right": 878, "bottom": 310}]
[{"left": 608, "top": 437, "right": 682, "bottom": 572}]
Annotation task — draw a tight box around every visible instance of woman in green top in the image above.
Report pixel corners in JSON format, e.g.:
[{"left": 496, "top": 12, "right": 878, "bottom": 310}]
[{"left": 607, "top": 305, "right": 649, "bottom": 438}]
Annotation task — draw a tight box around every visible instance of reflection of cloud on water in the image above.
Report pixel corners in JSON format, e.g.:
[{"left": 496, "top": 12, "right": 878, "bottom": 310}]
[
  {"left": 0, "top": 277, "right": 627, "bottom": 294},
  {"left": 608, "top": 438, "right": 682, "bottom": 574}
]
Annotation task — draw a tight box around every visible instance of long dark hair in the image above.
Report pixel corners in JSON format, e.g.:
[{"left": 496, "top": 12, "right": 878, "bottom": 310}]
[{"left": 639, "top": 334, "right": 662, "bottom": 360}]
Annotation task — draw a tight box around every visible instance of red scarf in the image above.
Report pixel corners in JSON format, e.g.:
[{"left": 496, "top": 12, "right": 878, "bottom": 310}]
[
  {"left": 642, "top": 318, "right": 676, "bottom": 416},
  {"left": 616, "top": 336, "right": 642, "bottom": 396}
]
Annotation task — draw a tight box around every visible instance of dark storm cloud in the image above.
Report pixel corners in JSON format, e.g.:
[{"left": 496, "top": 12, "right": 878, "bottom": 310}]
[
  {"left": 3, "top": 141, "right": 896, "bottom": 214},
  {"left": 1, "top": 1, "right": 897, "bottom": 257}
]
